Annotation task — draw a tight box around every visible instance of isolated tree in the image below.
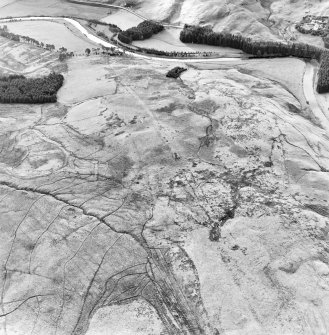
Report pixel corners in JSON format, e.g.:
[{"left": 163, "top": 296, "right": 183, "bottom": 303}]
[{"left": 85, "top": 48, "right": 91, "bottom": 56}]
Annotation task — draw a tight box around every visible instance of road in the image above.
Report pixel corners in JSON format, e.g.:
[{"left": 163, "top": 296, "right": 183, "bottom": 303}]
[
  {"left": 0, "top": 16, "right": 327, "bottom": 129},
  {"left": 67, "top": 0, "right": 183, "bottom": 29},
  {"left": 0, "top": 16, "right": 240, "bottom": 63}
]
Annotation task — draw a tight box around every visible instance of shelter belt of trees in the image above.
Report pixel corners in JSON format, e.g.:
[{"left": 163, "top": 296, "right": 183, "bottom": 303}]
[{"left": 180, "top": 25, "right": 329, "bottom": 93}]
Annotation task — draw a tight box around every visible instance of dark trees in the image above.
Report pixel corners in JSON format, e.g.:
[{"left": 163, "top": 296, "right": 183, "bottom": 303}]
[
  {"left": 118, "top": 20, "right": 164, "bottom": 44},
  {"left": 0, "top": 73, "right": 64, "bottom": 104},
  {"left": 118, "top": 32, "right": 133, "bottom": 44},
  {"left": 317, "top": 51, "right": 329, "bottom": 93},
  {"left": 166, "top": 67, "right": 187, "bottom": 78},
  {"left": 0, "top": 25, "right": 20, "bottom": 42},
  {"left": 180, "top": 25, "right": 323, "bottom": 60},
  {"left": 180, "top": 24, "right": 329, "bottom": 93},
  {"left": 59, "top": 52, "right": 74, "bottom": 61}
]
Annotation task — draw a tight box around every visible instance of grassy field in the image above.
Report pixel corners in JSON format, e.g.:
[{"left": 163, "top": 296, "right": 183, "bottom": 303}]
[
  {"left": 2, "top": 0, "right": 328, "bottom": 50},
  {"left": 1, "top": 33, "right": 329, "bottom": 335},
  {"left": 101, "top": 10, "right": 143, "bottom": 30},
  {"left": 57, "top": 57, "right": 117, "bottom": 104},
  {"left": 0, "top": 0, "right": 107, "bottom": 19},
  {"left": 5, "top": 20, "right": 97, "bottom": 52},
  {"left": 190, "top": 57, "right": 307, "bottom": 108},
  {"left": 237, "top": 58, "right": 307, "bottom": 106},
  {"left": 78, "top": 19, "right": 116, "bottom": 42}
]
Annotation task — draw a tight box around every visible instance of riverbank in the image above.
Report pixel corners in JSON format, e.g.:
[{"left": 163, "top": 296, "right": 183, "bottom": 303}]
[{"left": 0, "top": 14, "right": 327, "bottom": 129}]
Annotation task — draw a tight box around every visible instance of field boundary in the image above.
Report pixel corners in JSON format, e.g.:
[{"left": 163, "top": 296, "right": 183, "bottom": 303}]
[{"left": 66, "top": 0, "right": 183, "bottom": 29}]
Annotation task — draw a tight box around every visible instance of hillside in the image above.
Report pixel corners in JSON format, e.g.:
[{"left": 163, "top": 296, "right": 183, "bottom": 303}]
[
  {"left": 0, "top": 2, "right": 329, "bottom": 335},
  {"left": 1, "top": 0, "right": 328, "bottom": 45},
  {"left": 1, "top": 41, "right": 329, "bottom": 334},
  {"left": 136, "top": 0, "right": 329, "bottom": 44}
]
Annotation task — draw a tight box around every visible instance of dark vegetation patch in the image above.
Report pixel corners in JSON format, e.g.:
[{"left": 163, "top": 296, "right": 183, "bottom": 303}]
[
  {"left": 324, "top": 35, "right": 329, "bottom": 49},
  {"left": 156, "top": 102, "right": 180, "bottom": 113},
  {"left": 286, "top": 102, "right": 300, "bottom": 114},
  {"left": 180, "top": 25, "right": 329, "bottom": 93},
  {"left": 264, "top": 161, "right": 273, "bottom": 168},
  {"left": 296, "top": 15, "right": 329, "bottom": 37},
  {"left": 0, "top": 73, "right": 64, "bottom": 104},
  {"left": 118, "top": 20, "right": 164, "bottom": 44},
  {"left": 259, "top": 0, "right": 272, "bottom": 10},
  {"left": 123, "top": 0, "right": 139, "bottom": 8},
  {"left": 304, "top": 203, "right": 329, "bottom": 218},
  {"left": 166, "top": 67, "right": 187, "bottom": 79},
  {"left": 0, "top": 25, "right": 55, "bottom": 50},
  {"left": 317, "top": 51, "right": 329, "bottom": 93},
  {"left": 180, "top": 25, "right": 322, "bottom": 59},
  {"left": 87, "top": 19, "right": 122, "bottom": 33},
  {"left": 296, "top": 15, "right": 329, "bottom": 51}
]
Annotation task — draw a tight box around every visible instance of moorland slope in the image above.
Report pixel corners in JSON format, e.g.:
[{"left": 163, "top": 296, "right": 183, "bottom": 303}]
[{"left": 0, "top": 51, "right": 329, "bottom": 335}]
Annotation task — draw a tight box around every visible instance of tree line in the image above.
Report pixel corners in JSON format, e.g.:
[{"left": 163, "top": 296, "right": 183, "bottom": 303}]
[
  {"left": 116, "top": 36, "right": 216, "bottom": 58},
  {"left": 0, "top": 25, "right": 55, "bottom": 50},
  {"left": 0, "top": 25, "right": 77, "bottom": 62},
  {"left": 0, "top": 73, "right": 64, "bottom": 104},
  {"left": 317, "top": 51, "right": 329, "bottom": 93},
  {"left": 180, "top": 25, "right": 329, "bottom": 93},
  {"left": 118, "top": 20, "right": 164, "bottom": 44},
  {"left": 87, "top": 19, "right": 122, "bottom": 33}
]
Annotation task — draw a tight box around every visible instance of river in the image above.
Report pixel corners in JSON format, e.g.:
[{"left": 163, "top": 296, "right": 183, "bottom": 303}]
[{"left": 0, "top": 15, "right": 327, "bottom": 124}]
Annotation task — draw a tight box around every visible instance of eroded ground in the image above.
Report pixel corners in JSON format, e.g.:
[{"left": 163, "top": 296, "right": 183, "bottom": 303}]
[{"left": 0, "top": 54, "right": 329, "bottom": 335}]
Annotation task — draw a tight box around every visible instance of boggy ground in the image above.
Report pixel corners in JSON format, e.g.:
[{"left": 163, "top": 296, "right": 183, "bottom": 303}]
[{"left": 0, "top": 54, "right": 329, "bottom": 335}]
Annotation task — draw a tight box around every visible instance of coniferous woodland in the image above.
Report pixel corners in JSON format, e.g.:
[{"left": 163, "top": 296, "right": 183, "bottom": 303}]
[
  {"left": 180, "top": 25, "right": 329, "bottom": 93},
  {"left": 180, "top": 25, "right": 322, "bottom": 59},
  {"left": 166, "top": 67, "right": 187, "bottom": 78},
  {"left": 317, "top": 51, "right": 329, "bottom": 93},
  {"left": 0, "top": 73, "right": 64, "bottom": 104},
  {"left": 118, "top": 20, "right": 164, "bottom": 44}
]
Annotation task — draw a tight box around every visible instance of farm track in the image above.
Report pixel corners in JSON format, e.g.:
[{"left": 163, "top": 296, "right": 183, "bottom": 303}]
[
  {"left": 66, "top": 0, "right": 183, "bottom": 28},
  {"left": 0, "top": 15, "right": 326, "bottom": 127},
  {"left": 1, "top": 9, "right": 329, "bottom": 335}
]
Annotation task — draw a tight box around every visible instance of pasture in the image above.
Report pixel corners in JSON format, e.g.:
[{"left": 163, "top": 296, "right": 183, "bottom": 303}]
[
  {"left": 101, "top": 10, "right": 143, "bottom": 30},
  {"left": 5, "top": 19, "right": 97, "bottom": 52},
  {"left": 0, "top": 0, "right": 107, "bottom": 19}
]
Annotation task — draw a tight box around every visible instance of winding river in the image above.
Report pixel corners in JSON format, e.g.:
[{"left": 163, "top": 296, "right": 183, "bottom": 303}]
[
  {"left": 0, "top": 17, "right": 242, "bottom": 62},
  {"left": 0, "top": 16, "right": 327, "bottom": 127}
]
